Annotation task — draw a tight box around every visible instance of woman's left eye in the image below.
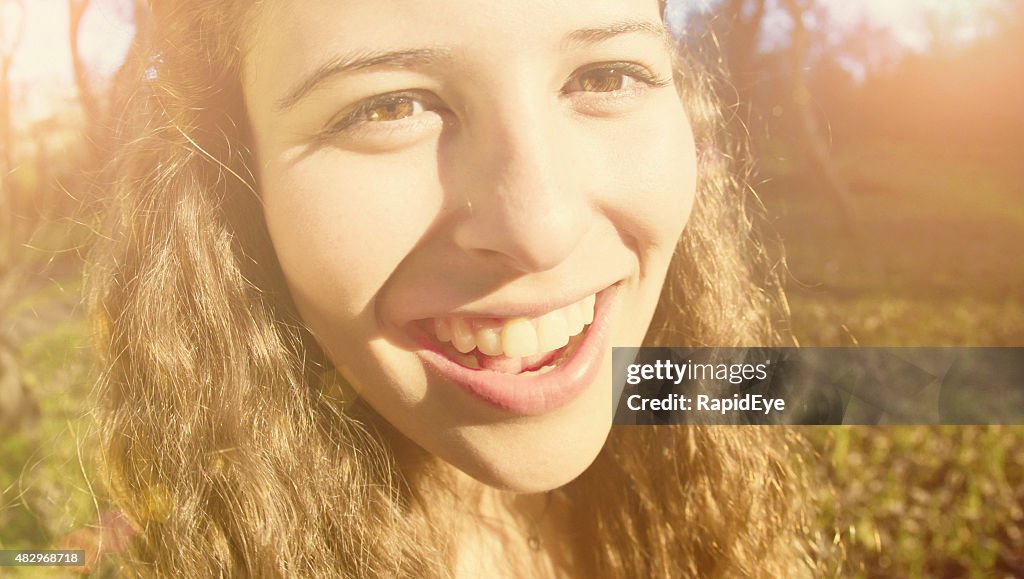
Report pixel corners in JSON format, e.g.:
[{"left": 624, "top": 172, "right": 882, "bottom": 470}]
[{"left": 563, "top": 62, "right": 670, "bottom": 95}]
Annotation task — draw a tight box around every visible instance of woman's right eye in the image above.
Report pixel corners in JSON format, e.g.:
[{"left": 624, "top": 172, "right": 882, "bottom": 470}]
[
  {"left": 360, "top": 95, "right": 424, "bottom": 122},
  {"left": 322, "top": 93, "right": 435, "bottom": 140}
]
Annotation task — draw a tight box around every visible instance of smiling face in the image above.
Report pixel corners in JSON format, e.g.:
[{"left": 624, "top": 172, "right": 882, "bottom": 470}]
[{"left": 243, "top": 0, "right": 697, "bottom": 491}]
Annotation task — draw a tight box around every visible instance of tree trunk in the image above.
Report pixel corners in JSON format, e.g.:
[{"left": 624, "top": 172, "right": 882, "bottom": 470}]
[
  {"left": 781, "top": 0, "right": 856, "bottom": 228},
  {"left": 1, "top": 0, "right": 26, "bottom": 272},
  {"left": 68, "top": 0, "right": 101, "bottom": 154},
  {"left": 723, "top": 0, "right": 766, "bottom": 103}
]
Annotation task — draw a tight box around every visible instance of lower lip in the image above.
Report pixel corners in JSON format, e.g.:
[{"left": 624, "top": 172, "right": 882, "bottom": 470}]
[{"left": 415, "top": 285, "right": 620, "bottom": 416}]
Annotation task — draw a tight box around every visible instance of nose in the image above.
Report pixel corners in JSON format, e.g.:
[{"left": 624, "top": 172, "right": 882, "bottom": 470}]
[{"left": 449, "top": 95, "right": 591, "bottom": 274}]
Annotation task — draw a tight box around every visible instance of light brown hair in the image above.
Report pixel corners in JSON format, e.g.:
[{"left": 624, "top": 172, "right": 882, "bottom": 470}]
[{"left": 89, "top": 1, "right": 819, "bottom": 576}]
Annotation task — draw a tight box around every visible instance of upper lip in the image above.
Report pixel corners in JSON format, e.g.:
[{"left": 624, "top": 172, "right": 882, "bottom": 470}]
[{"left": 406, "top": 282, "right": 616, "bottom": 324}]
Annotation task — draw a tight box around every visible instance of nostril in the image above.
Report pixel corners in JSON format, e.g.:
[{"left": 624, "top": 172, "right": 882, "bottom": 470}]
[{"left": 453, "top": 210, "right": 590, "bottom": 274}]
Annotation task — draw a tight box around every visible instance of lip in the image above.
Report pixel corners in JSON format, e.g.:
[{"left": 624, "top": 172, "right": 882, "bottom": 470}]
[
  {"left": 405, "top": 287, "right": 609, "bottom": 323},
  {"left": 413, "top": 284, "right": 621, "bottom": 416}
]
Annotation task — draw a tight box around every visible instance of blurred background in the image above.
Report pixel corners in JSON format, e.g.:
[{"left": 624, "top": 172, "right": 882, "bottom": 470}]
[{"left": 0, "top": 0, "right": 1022, "bottom": 576}]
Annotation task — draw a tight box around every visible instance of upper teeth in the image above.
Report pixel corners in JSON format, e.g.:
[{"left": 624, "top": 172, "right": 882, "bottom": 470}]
[{"left": 432, "top": 294, "right": 596, "bottom": 359}]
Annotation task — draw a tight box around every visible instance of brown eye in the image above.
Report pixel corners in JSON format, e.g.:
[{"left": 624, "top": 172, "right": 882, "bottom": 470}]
[
  {"left": 564, "top": 63, "right": 666, "bottom": 96},
  {"left": 322, "top": 92, "right": 440, "bottom": 139},
  {"left": 363, "top": 96, "right": 422, "bottom": 122},
  {"left": 577, "top": 68, "right": 628, "bottom": 92}
]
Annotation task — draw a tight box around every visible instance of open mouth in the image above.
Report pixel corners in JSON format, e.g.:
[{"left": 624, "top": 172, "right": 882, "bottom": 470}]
[
  {"left": 413, "top": 293, "right": 598, "bottom": 376},
  {"left": 409, "top": 285, "right": 619, "bottom": 415}
]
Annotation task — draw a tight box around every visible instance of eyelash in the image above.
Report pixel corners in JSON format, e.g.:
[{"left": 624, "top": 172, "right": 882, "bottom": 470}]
[
  {"left": 320, "top": 92, "right": 432, "bottom": 139},
  {"left": 319, "top": 61, "right": 671, "bottom": 139},
  {"left": 563, "top": 61, "right": 672, "bottom": 95}
]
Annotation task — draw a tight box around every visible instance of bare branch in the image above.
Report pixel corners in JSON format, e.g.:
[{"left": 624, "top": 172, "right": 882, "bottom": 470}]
[{"left": 68, "top": 0, "right": 101, "bottom": 131}]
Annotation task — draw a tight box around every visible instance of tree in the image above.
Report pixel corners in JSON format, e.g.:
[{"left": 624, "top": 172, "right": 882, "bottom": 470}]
[
  {"left": 1, "top": 0, "right": 26, "bottom": 267},
  {"left": 778, "top": 0, "right": 855, "bottom": 226},
  {"left": 0, "top": 0, "right": 39, "bottom": 434},
  {"left": 703, "top": 0, "right": 856, "bottom": 225},
  {"left": 68, "top": 0, "right": 102, "bottom": 153},
  {"left": 721, "top": 0, "right": 767, "bottom": 102}
]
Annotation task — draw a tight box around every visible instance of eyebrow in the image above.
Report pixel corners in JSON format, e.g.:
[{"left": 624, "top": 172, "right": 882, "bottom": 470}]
[
  {"left": 275, "top": 19, "right": 672, "bottom": 112},
  {"left": 563, "top": 20, "right": 672, "bottom": 49},
  {"left": 275, "top": 47, "right": 450, "bottom": 111}
]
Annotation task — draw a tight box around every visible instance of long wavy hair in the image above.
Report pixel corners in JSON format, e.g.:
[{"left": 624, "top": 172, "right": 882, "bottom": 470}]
[{"left": 88, "top": 0, "right": 820, "bottom": 576}]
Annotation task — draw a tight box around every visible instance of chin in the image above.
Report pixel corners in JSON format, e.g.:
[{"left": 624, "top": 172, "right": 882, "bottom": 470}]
[
  {"left": 440, "top": 381, "right": 614, "bottom": 494},
  {"left": 458, "top": 437, "right": 609, "bottom": 493}
]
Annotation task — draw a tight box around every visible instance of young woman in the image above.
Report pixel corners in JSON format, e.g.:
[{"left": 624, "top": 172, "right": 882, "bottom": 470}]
[{"left": 89, "top": 0, "right": 819, "bottom": 575}]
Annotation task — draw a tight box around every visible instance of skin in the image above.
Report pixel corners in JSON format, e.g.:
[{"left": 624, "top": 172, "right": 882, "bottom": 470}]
[{"left": 243, "top": 0, "right": 697, "bottom": 500}]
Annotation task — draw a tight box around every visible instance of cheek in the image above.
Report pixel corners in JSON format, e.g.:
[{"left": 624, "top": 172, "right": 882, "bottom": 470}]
[
  {"left": 260, "top": 150, "right": 443, "bottom": 314},
  {"left": 589, "top": 98, "right": 698, "bottom": 253}
]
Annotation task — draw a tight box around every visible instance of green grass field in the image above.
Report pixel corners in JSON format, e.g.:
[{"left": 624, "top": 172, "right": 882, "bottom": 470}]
[
  {"left": 0, "top": 291, "right": 100, "bottom": 577},
  {"left": 761, "top": 139, "right": 1024, "bottom": 348},
  {"left": 764, "top": 138, "right": 1024, "bottom": 577},
  {"left": 1, "top": 138, "right": 1022, "bottom": 576}
]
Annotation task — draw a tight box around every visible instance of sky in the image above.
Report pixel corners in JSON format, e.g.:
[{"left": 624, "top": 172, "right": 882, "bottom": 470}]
[
  {"left": 667, "top": 0, "right": 1005, "bottom": 52},
  {"left": 821, "top": 0, "right": 1002, "bottom": 51},
  {"left": 4, "top": 0, "right": 133, "bottom": 84},
  {"left": 2, "top": 0, "right": 133, "bottom": 123},
  {"left": 1, "top": 0, "right": 1008, "bottom": 123}
]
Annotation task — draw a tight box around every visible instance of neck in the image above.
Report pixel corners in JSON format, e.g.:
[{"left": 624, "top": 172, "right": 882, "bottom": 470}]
[
  {"left": 389, "top": 435, "right": 578, "bottom": 577},
  {"left": 446, "top": 465, "right": 575, "bottom": 578}
]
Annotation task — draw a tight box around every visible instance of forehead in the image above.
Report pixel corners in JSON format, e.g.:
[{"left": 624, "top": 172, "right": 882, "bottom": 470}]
[{"left": 243, "top": 0, "right": 665, "bottom": 81}]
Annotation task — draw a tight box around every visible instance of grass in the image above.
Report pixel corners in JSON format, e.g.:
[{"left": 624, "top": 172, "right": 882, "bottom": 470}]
[
  {"left": 761, "top": 137, "right": 1024, "bottom": 577},
  {"left": 0, "top": 137, "right": 1021, "bottom": 576},
  {"left": 0, "top": 313, "right": 104, "bottom": 578},
  {"left": 808, "top": 426, "right": 1024, "bottom": 577},
  {"left": 759, "top": 139, "right": 1024, "bottom": 347}
]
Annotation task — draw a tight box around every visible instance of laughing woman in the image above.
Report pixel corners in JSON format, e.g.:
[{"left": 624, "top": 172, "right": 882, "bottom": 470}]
[{"left": 90, "top": 0, "right": 820, "bottom": 576}]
